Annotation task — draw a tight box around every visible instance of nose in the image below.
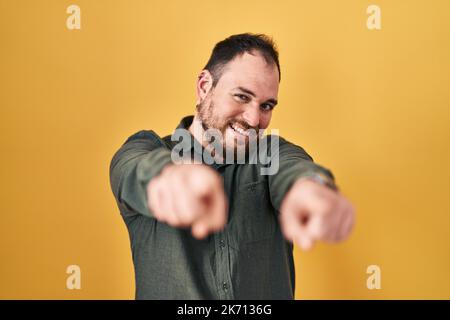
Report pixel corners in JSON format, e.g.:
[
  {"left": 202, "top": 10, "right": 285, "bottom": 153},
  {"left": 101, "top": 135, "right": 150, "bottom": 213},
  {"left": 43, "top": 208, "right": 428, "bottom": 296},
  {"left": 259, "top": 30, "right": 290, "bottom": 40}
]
[{"left": 242, "top": 104, "right": 260, "bottom": 129}]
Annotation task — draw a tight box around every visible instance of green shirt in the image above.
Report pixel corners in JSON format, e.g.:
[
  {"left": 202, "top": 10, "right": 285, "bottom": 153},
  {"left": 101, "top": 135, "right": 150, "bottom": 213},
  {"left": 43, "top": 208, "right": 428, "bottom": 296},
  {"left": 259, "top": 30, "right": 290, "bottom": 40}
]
[{"left": 109, "top": 115, "right": 335, "bottom": 299}]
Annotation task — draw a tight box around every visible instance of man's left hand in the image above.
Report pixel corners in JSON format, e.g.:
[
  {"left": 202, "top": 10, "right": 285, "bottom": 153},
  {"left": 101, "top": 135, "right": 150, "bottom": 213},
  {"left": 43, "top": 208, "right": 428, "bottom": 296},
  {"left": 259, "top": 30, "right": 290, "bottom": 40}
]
[{"left": 279, "top": 178, "right": 355, "bottom": 251}]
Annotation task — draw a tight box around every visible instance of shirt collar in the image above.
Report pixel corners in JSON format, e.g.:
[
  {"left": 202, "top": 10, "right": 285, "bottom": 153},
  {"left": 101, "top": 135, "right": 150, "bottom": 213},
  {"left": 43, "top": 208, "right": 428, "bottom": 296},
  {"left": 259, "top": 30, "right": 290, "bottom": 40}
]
[
  {"left": 172, "top": 115, "right": 229, "bottom": 169},
  {"left": 176, "top": 115, "right": 195, "bottom": 131}
]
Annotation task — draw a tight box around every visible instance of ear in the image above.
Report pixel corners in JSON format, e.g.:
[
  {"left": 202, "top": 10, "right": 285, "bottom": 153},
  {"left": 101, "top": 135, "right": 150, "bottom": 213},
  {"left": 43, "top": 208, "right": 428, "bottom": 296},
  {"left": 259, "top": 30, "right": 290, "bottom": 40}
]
[{"left": 196, "top": 70, "right": 213, "bottom": 105}]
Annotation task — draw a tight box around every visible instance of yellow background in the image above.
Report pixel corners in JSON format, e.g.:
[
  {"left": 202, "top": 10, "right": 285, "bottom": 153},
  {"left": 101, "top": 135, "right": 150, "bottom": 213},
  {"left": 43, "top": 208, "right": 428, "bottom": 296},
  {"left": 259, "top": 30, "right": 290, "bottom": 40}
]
[{"left": 1, "top": 0, "right": 449, "bottom": 299}]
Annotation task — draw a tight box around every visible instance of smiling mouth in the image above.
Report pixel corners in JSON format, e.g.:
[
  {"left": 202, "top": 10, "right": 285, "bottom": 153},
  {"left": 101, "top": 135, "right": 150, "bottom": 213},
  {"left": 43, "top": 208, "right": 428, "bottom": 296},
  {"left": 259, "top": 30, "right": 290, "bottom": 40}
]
[{"left": 229, "top": 123, "right": 250, "bottom": 137}]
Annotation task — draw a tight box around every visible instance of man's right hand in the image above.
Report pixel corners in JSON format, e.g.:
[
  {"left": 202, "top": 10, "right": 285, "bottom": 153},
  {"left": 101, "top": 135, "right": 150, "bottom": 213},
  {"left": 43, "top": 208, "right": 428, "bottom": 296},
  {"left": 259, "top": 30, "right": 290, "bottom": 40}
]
[{"left": 147, "top": 164, "right": 228, "bottom": 239}]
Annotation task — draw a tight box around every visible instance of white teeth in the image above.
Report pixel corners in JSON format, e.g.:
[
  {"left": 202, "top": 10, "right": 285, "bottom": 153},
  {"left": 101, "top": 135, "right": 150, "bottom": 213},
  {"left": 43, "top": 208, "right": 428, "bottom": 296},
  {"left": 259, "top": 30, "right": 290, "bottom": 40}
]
[{"left": 230, "top": 124, "right": 249, "bottom": 137}]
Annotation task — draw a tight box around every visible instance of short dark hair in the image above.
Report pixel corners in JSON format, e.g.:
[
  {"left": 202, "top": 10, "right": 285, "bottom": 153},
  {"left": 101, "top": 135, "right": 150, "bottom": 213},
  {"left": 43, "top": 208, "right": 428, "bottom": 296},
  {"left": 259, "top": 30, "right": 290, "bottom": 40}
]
[{"left": 203, "top": 33, "right": 281, "bottom": 87}]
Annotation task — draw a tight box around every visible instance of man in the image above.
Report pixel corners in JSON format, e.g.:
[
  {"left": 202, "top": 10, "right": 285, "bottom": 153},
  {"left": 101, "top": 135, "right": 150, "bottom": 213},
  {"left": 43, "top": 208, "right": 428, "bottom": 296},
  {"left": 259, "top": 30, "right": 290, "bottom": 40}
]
[{"left": 109, "top": 33, "right": 355, "bottom": 299}]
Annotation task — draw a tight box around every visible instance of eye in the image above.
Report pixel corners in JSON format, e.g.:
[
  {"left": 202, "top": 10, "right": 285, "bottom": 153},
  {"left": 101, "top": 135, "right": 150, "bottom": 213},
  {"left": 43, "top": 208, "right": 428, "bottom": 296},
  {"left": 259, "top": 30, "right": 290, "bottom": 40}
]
[
  {"left": 234, "top": 94, "right": 250, "bottom": 103},
  {"left": 260, "top": 103, "right": 274, "bottom": 111}
]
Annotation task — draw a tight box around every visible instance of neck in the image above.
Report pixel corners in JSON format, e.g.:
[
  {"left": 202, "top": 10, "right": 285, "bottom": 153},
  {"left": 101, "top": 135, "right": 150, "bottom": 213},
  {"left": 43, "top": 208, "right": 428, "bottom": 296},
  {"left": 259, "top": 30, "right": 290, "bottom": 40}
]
[
  {"left": 188, "top": 114, "right": 205, "bottom": 145},
  {"left": 188, "top": 114, "right": 226, "bottom": 163}
]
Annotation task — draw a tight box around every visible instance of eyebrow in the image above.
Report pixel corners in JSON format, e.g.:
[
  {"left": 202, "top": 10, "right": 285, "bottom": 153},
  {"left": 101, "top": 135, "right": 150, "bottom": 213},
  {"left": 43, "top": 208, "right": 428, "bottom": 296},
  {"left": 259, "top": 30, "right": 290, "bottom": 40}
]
[{"left": 234, "top": 86, "right": 278, "bottom": 106}]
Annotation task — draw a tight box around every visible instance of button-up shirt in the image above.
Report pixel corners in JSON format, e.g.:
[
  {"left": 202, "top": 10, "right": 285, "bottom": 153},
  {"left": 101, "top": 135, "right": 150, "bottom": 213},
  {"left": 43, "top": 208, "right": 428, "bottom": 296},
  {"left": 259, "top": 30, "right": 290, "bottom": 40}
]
[{"left": 109, "top": 115, "right": 335, "bottom": 299}]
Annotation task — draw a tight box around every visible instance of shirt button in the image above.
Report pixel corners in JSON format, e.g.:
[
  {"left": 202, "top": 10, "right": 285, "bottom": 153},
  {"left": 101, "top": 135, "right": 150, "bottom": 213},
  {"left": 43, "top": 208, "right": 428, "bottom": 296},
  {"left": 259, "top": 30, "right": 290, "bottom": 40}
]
[
  {"left": 222, "top": 282, "right": 228, "bottom": 290},
  {"left": 219, "top": 239, "right": 225, "bottom": 248}
]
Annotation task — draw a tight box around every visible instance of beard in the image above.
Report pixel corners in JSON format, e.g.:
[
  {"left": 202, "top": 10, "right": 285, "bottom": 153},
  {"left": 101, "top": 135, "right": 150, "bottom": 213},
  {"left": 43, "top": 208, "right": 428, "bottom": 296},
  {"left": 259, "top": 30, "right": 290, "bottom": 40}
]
[{"left": 196, "top": 98, "right": 260, "bottom": 162}]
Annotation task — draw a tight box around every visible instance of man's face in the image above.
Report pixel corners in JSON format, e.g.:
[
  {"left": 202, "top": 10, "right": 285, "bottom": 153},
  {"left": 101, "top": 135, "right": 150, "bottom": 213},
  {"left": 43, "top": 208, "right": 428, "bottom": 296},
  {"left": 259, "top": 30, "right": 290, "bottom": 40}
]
[{"left": 196, "top": 51, "right": 279, "bottom": 155}]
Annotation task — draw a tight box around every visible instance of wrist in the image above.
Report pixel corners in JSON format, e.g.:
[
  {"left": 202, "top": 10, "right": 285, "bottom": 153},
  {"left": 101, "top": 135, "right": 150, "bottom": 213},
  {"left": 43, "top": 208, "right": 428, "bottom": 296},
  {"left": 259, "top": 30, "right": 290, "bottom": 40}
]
[{"left": 297, "top": 172, "right": 338, "bottom": 192}]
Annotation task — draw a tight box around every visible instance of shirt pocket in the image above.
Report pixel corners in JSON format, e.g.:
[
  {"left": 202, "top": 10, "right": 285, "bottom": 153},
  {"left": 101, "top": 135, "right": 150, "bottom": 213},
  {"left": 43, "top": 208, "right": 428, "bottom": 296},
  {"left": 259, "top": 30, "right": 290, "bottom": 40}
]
[{"left": 228, "top": 180, "right": 277, "bottom": 248}]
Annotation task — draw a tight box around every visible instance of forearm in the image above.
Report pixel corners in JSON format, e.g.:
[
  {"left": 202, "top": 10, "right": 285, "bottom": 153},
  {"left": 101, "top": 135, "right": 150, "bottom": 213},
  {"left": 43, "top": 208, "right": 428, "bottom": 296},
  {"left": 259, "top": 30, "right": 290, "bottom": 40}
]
[
  {"left": 110, "top": 131, "right": 173, "bottom": 218},
  {"left": 268, "top": 137, "right": 335, "bottom": 211}
]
